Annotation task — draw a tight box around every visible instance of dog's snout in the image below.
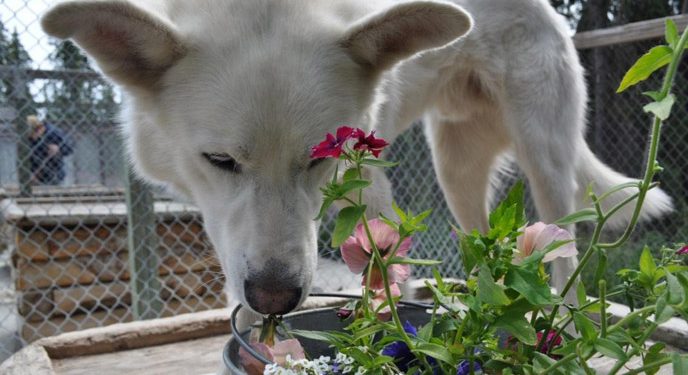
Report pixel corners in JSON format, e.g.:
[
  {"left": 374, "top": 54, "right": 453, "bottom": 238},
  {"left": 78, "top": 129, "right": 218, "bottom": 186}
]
[
  {"left": 244, "top": 260, "right": 304, "bottom": 314},
  {"left": 244, "top": 279, "right": 303, "bottom": 315}
]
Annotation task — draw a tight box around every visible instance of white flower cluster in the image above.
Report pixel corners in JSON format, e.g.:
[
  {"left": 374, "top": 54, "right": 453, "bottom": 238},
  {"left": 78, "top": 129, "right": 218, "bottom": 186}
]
[{"left": 263, "top": 353, "right": 366, "bottom": 375}]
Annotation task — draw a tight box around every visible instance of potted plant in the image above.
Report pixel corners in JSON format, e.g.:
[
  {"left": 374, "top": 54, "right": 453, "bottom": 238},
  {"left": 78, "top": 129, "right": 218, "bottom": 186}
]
[{"left": 225, "top": 21, "right": 688, "bottom": 375}]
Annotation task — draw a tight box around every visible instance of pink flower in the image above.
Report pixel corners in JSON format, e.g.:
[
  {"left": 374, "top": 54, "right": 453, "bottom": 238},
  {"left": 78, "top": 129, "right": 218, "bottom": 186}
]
[
  {"left": 371, "top": 283, "right": 401, "bottom": 321},
  {"left": 310, "top": 126, "right": 356, "bottom": 159},
  {"left": 341, "top": 219, "right": 412, "bottom": 289},
  {"left": 677, "top": 245, "right": 688, "bottom": 255},
  {"left": 239, "top": 339, "right": 306, "bottom": 375},
  {"left": 353, "top": 130, "right": 389, "bottom": 158},
  {"left": 514, "top": 222, "right": 578, "bottom": 264}
]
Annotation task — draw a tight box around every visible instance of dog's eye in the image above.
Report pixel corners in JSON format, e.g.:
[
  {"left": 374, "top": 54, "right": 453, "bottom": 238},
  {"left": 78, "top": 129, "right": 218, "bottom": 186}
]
[
  {"left": 203, "top": 152, "right": 241, "bottom": 173},
  {"left": 308, "top": 157, "right": 327, "bottom": 170}
]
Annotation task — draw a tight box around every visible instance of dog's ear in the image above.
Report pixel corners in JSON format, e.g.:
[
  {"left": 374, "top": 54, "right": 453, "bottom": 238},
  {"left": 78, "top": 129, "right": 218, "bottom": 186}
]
[
  {"left": 341, "top": 1, "right": 472, "bottom": 71},
  {"left": 41, "top": 1, "right": 186, "bottom": 89}
]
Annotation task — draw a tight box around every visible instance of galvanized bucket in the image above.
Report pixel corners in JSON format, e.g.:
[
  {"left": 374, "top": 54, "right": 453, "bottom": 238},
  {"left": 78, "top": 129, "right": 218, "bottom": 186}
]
[{"left": 223, "top": 294, "right": 432, "bottom": 374}]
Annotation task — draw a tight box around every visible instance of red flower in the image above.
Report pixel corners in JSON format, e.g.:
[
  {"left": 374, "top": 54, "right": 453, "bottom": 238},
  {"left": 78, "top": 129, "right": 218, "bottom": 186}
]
[
  {"left": 310, "top": 126, "right": 356, "bottom": 159},
  {"left": 353, "top": 130, "right": 389, "bottom": 158},
  {"left": 677, "top": 245, "right": 688, "bottom": 255},
  {"left": 536, "top": 330, "right": 563, "bottom": 355}
]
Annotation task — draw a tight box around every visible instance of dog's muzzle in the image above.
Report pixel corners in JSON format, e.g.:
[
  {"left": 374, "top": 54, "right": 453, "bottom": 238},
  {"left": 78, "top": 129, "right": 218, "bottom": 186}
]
[{"left": 243, "top": 260, "right": 304, "bottom": 314}]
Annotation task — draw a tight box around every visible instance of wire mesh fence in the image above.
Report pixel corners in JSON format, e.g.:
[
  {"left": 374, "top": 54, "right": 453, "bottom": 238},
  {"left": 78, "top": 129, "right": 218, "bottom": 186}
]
[{"left": 0, "top": 0, "right": 686, "bottom": 363}]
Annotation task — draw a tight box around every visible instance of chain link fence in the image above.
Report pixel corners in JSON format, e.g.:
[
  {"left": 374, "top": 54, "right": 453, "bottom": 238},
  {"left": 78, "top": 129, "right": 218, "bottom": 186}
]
[{"left": 0, "top": 0, "right": 686, "bottom": 363}]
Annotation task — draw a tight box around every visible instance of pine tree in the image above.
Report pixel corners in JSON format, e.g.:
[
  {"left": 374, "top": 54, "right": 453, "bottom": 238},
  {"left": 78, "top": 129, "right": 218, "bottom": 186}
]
[
  {"left": 0, "top": 27, "right": 35, "bottom": 120},
  {"left": 46, "top": 39, "right": 118, "bottom": 127}
]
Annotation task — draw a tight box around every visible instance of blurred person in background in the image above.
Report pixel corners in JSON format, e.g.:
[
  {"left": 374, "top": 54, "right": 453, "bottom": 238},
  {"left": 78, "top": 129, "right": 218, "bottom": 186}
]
[{"left": 26, "top": 115, "right": 73, "bottom": 185}]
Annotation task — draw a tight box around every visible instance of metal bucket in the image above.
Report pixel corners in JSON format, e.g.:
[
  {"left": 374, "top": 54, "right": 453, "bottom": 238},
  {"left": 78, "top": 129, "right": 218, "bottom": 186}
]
[{"left": 223, "top": 296, "right": 432, "bottom": 374}]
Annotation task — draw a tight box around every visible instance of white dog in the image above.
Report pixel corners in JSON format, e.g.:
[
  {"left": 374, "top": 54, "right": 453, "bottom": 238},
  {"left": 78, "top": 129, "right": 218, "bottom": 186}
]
[{"left": 42, "top": 0, "right": 672, "bottom": 316}]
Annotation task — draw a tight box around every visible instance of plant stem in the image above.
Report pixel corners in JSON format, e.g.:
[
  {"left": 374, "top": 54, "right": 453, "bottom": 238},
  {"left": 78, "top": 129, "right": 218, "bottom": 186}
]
[
  {"left": 540, "top": 26, "right": 688, "bottom": 351},
  {"left": 359, "top": 216, "right": 416, "bottom": 345},
  {"left": 618, "top": 357, "right": 672, "bottom": 375},
  {"left": 599, "top": 280, "right": 607, "bottom": 338},
  {"left": 599, "top": 27, "right": 688, "bottom": 249},
  {"left": 540, "top": 353, "right": 577, "bottom": 373},
  {"left": 607, "top": 305, "right": 654, "bottom": 333},
  {"left": 608, "top": 323, "right": 657, "bottom": 375}
]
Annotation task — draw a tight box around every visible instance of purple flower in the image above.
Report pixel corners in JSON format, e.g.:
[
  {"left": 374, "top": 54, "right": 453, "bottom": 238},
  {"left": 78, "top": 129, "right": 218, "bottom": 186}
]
[
  {"left": 381, "top": 321, "right": 418, "bottom": 372},
  {"left": 456, "top": 360, "right": 482, "bottom": 375}
]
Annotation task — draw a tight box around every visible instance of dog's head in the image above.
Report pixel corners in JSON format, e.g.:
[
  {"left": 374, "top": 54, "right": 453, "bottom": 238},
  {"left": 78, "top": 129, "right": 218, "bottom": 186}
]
[{"left": 42, "top": 0, "right": 471, "bottom": 315}]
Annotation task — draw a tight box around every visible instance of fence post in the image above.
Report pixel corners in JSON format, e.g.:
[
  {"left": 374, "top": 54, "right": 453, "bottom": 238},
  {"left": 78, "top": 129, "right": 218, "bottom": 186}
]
[
  {"left": 123, "top": 162, "right": 163, "bottom": 320},
  {"left": 11, "top": 68, "right": 33, "bottom": 197}
]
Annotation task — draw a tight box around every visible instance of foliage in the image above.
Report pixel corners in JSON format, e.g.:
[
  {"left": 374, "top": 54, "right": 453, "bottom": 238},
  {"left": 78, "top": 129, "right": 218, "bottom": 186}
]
[
  {"left": 244, "top": 21, "right": 688, "bottom": 375},
  {"left": 0, "top": 21, "right": 35, "bottom": 116}
]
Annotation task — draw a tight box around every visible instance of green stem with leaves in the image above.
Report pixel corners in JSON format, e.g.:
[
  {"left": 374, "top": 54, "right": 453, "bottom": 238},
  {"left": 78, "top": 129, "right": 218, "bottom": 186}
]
[{"left": 539, "top": 25, "right": 688, "bottom": 352}]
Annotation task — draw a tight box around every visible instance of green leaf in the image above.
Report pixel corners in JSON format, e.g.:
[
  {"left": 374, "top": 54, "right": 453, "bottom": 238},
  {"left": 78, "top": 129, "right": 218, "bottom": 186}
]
[
  {"left": 371, "top": 355, "right": 395, "bottom": 367},
  {"left": 644, "top": 343, "right": 668, "bottom": 375},
  {"left": 388, "top": 257, "right": 442, "bottom": 266},
  {"left": 290, "top": 329, "right": 347, "bottom": 344},
  {"left": 414, "top": 343, "right": 453, "bottom": 364},
  {"left": 655, "top": 293, "right": 675, "bottom": 324},
  {"left": 665, "top": 271, "right": 684, "bottom": 305},
  {"left": 360, "top": 158, "right": 398, "bottom": 168},
  {"left": 352, "top": 324, "right": 385, "bottom": 341},
  {"left": 665, "top": 19, "right": 679, "bottom": 49},
  {"left": 573, "top": 312, "right": 597, "bottom": 342},
  {"left": 673, "top": 353, "right": 688, "bottom": 375},
  {"left": 488, "top": 181, "right": 525, "bottom": 239},
  {"left": 643, "top": 94, "right": 676, "bottom": 121},
  {"left": 639, "top": 247, "right": 657, "bottom": 278},
  {"left": 478, "top": 264, "right": 510, "bottom": 306},
  {"left": 342, "top": 167, "right": 359, "bottom": 182},
  {"left": 455, "top": 226, "right": 483, "bottom": 275},
  {"left": 494, "top": 313, "right": 537, "bottom": 345},
  {"left": 314, "top": 196, "right": 335, "bottom": 220},
  {"left": 504, "top": 266, "right": 555, "bottom": 306},
  {"left": 643, "top": 90, "right": 664, "bottom": 101},
  {"left": 392, "top": 201, "right": 407, "bottom": 221},
  {"left": 331, "top": 205, "right": 366, "bottom": 247},
  {"left": 555, "top": 208, "right": 598, "bottom": 225},
  {"left": 338, "top": 179, "right": 372, "bottom": 196},
  {"left": 617, "top": 46, "right": 673, "bottom": 93},
  {"left": 594, "top": 338, "right": 627, "bottom": 360},
  {"left": 532, "top": 352, "right": 556, "bottom": 371}
]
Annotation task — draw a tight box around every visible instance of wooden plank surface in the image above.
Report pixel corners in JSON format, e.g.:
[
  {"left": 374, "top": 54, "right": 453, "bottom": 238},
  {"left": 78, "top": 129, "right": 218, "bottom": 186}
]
[
  {"left": 574, "top": 14, "right": 688, "bottom": 49},
  {"left": 51, "top": 334, "right": 229, "bottom": 375},
  {"left": 0, "top": 344, "right": 55, "bottom": 375},
  {"left": 35, "top": 307, "right": 233, "bottom": 359}
]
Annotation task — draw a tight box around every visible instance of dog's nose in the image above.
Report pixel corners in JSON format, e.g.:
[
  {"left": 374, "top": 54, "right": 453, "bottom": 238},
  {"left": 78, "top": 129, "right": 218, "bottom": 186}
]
[{"left": 244, "top": 276, "right": 303, "bottom": 315}]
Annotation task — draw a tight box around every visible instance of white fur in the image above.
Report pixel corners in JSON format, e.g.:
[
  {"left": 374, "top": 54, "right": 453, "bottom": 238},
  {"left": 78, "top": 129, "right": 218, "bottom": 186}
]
[{"left": 42, "top": 0, "right": 672, "bottom": 318}]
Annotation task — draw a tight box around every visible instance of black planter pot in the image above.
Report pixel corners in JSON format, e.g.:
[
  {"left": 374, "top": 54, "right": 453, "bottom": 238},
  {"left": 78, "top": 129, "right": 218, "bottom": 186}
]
[{"left": 223, "top": 294, "right": 433, "bottom": 374}]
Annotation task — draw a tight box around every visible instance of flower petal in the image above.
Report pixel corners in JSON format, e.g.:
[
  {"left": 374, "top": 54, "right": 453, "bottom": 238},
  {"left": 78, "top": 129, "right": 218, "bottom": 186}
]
[
  {"left": 367, "top": 219, "right": 400, "bottom": 252},
  {"left": 388, "top": 263, "right": 411, "bottom": 284},
  {"left": 335, "top": 126, "right": 355, "bottom": 142},
  {"left": 341, "top": 236, "right": 370, "bottom": 274},
  {"left": 271, "top": 339, "right": 306, "bottom": 364},
  {"left": 239, "top": 343, "right": 273, "bottom": 375},
  {"left": 532, "top": 224, "right": 577, "bottom": 263},
  {"left": 394, "top": 237, "right": 413, "bottom": 258},
  {"left": 518, "top": 222, "right": 548, "bottom": 257},
  {"left": 365, "top": 267, "right": 385, "bottom": 290}
]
